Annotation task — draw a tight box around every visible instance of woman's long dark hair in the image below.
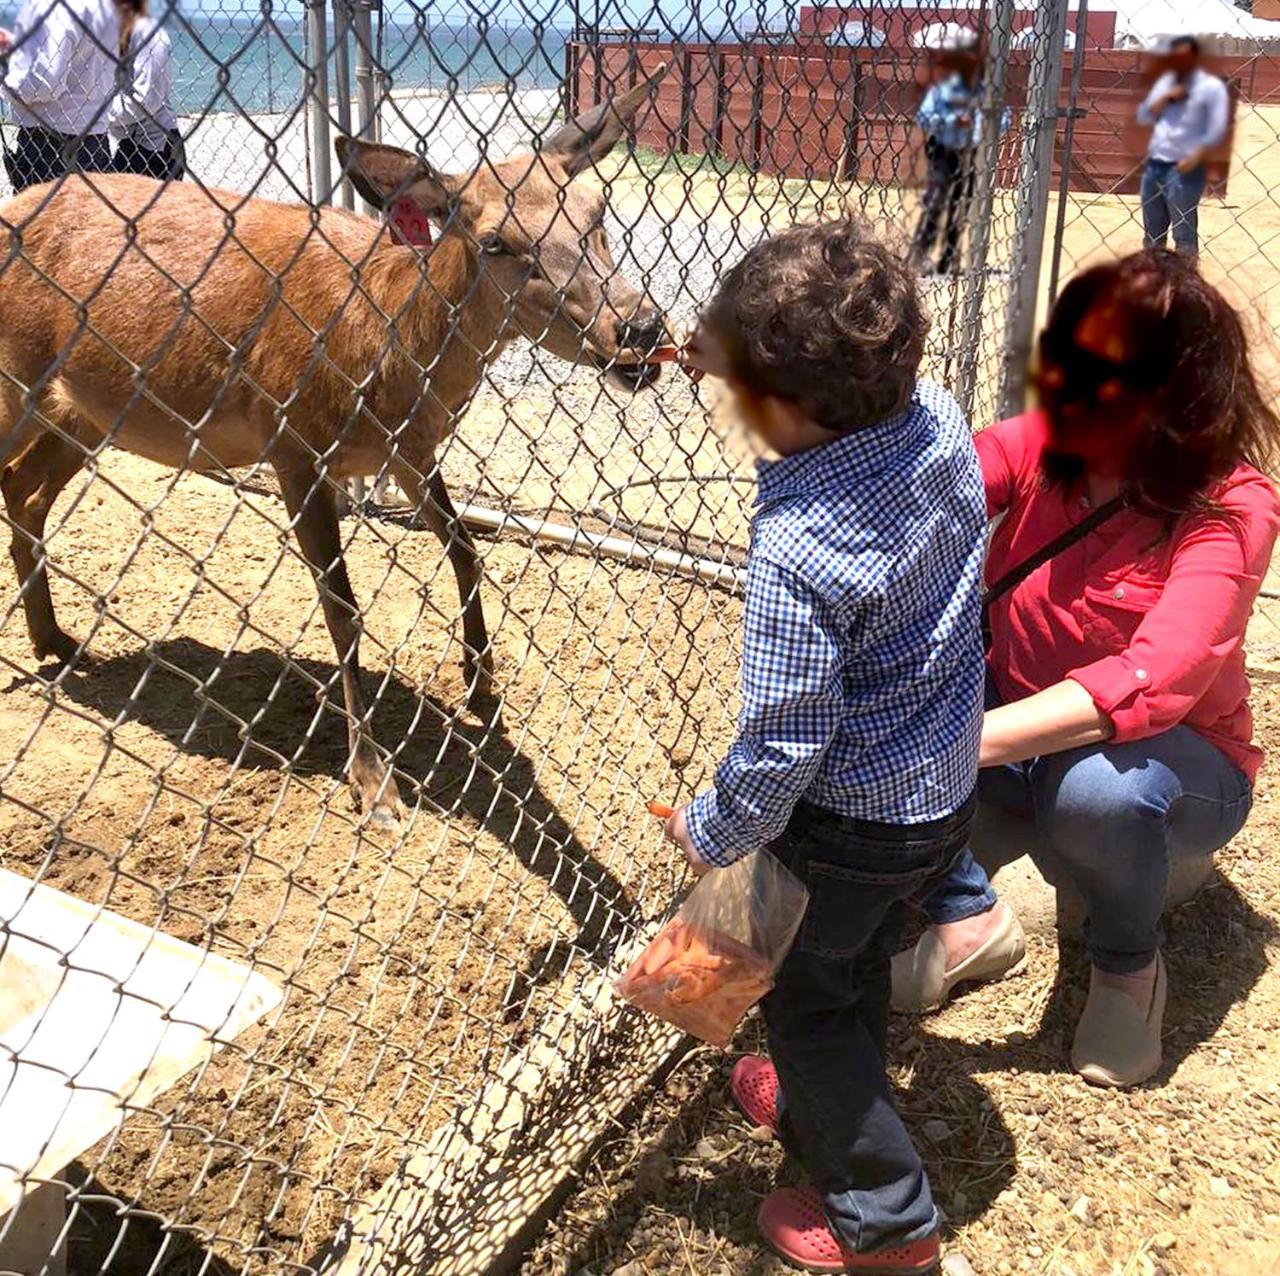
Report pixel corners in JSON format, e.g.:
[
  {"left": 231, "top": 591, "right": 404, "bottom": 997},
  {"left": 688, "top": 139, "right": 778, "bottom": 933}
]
[
  {"left": 117, "top": 0, "right": 145, "bottom": 56},
  {"left": 1040, "top": 249, "right": 1280, "bottom": 516}
]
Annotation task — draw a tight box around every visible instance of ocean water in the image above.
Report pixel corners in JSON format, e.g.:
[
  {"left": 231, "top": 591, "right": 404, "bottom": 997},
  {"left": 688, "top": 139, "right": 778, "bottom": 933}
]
[{"left": 0, "top": 11, "right": 568, "bottom": 115}]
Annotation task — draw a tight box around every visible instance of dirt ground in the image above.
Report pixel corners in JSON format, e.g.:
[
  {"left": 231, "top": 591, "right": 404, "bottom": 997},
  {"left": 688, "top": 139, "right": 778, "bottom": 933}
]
[
  {"left": 0, "top": 426, "right": 748, "bottom": 1269},
  {"left": 521, "top": 703, "right": 1280, "bottom": 1276},
  {"left": 510, "top": 558, "right": 1280, "bottom": 1276}
]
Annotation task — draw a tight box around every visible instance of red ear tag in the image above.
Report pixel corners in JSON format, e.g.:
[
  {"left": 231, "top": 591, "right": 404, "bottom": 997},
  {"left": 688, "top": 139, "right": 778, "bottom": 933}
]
[{"left": 388, "top": 198, "right": 433, "bottom": 248}]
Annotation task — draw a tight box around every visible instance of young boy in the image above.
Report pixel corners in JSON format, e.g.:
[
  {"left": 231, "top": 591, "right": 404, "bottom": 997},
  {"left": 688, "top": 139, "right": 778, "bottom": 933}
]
[{"left": 665, "top": 221, "right": 987, "bottom": 1274}]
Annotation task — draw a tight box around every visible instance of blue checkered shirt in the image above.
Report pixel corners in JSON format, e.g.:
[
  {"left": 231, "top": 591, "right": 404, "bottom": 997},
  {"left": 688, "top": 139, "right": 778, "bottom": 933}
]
[{"left": 685, "top": 381, "right": 986, "bottom": 867}]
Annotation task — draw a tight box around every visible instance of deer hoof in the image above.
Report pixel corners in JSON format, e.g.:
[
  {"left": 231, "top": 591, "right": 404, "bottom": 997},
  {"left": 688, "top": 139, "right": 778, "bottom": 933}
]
[
  {"left": 34, "top": 629, "right": 88, "bottom": 669},
  {"left": 463, "top": 646, "right": 496, "bottom": 706},
  {"left": 367, "top": 802, "right": 402, "bottom": 830},
  {"left": 351, "top": 757, "right": 402, "bottom": 827}
]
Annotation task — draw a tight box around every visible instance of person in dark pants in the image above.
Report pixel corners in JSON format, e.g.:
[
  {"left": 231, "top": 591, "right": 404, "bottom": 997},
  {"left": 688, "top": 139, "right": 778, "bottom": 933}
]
[
  {"left": 2, "top": 125, "right": 112, "bottom": 190},
  {"left": 0, "top": 0, "right": 120, "bottom": 191},
  {"left": 915, "top": 135, "right": 972, "bottom": 275},
  {"left": 666, "top": 222, "right": 987, "bottom": 1274},
  {"left": 1136, "top": 35, "right": 1228, "bottom": 257},
  {"left": 110, "top": 0, "right": 184, "bottom": 180},
  {"left": 912, "top": 43, "right": 982, "bottom": 276}
]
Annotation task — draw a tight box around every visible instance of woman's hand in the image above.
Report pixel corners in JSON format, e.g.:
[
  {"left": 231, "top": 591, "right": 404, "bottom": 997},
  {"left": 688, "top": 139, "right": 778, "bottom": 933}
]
[
  {"left": 981, "top": 678, "right": 1115, "bottom": 768},
  {"left": 663, "top": 805, "right": 713, "bottom": 877}
]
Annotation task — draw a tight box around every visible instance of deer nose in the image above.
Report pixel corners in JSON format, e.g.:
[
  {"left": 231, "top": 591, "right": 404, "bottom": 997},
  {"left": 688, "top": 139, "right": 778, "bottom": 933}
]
[{"left": 617, "top": 310, "right": 669, "bottom": 354}]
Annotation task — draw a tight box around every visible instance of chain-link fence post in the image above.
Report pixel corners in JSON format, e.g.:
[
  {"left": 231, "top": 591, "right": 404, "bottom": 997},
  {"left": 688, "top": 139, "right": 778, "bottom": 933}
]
[
  {"left": 305, "top": 0, "right": 334, "bottom": 205},
  {"left": 955, "top": 0, "right": 1016, "bottom": 420},
  {"left": 998, "top": 0, "right": 1070, "bottom": 419},
  {"left": 348, "top": 0, "right": 380, "bottom": 507},
  {"left": 1046, "top": 0, "right": 1089, "bottom": 309},
  {"left": 352, "top": 0, "right": 378, "bottom": 186},
  {"left": 333, "top": 0, "right": 356, "bottom": 209}
]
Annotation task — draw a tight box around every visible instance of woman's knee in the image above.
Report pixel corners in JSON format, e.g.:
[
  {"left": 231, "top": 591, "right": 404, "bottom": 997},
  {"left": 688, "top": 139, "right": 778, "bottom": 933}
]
[{"left": 1031, "top": 743, "right": 1176, "bottom": 864}]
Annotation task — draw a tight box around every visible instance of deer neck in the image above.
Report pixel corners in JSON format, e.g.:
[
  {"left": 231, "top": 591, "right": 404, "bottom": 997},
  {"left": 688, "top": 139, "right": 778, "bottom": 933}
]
[{"left": 368, "top": 235, "right": 510, "bottom": 414}]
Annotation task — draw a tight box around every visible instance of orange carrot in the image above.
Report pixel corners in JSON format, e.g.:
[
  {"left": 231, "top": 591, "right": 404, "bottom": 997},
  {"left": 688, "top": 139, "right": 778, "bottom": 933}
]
[
  {"left": 644, "top": 345, "right": 681, "bottom": 365},
  {"left": 647, "top": 800, "right": 675, "bottom": 820}
]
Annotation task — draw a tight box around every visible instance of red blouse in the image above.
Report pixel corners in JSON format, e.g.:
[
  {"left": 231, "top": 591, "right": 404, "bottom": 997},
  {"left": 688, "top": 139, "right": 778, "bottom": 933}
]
[{"left": 980, "top": 412, "right": 1280, "bottom": 783}]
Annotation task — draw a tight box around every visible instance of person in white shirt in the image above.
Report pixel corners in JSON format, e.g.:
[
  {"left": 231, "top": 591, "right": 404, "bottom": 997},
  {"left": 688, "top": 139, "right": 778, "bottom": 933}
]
[
  {"left": 1136, "top": 35, "right": 1230, "bottom": 256},
  {"left": 0, "top": 0, "right": 120, "bottom": 190},
  {"left": 109, "top": 0, "right": 183, "bottom": 179}
]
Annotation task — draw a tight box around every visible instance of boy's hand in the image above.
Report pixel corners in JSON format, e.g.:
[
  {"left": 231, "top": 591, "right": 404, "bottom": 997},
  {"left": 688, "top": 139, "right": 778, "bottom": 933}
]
[
  {"left": 663, "top": 805, "right": 713, "bottom": 877},
  {"left": 677, "top": 321, "right": 731, "bottom": 385}
]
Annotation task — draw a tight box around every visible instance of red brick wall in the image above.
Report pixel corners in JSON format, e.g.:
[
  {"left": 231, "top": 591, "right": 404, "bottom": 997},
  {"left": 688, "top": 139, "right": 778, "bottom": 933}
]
[{"left": 565, "top": 42, "right": 1252, "bottom": 196}]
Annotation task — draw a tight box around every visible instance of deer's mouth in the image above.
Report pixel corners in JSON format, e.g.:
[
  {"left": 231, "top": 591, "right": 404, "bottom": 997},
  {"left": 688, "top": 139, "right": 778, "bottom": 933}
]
[{"left": 590, "top": 350, "right": 663, "bottom": 391}]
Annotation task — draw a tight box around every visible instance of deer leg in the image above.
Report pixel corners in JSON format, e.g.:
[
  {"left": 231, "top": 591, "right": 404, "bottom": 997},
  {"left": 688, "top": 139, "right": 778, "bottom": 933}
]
[
  {"left": 276, "top": 464, "right": 401, "bottom": 822},
  {"left": 1, "top": 425, "right": 91, "bottom": 666},
  {"left": 391, "top": 460, "right": 493, "bottom": 703}
]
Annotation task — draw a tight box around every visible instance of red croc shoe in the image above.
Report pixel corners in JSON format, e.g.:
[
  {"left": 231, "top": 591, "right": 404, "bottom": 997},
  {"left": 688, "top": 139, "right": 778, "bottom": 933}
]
[
  {"left": 729, "top": 1055, "right": 779, "bottom": 1133},
  {"left": 758, "top": 1186, "right": 940, "bottom": 1274}
]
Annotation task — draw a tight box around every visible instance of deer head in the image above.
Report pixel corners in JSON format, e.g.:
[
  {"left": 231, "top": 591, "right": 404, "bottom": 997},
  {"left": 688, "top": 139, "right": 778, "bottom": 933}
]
[{"left": 336, "top": 65, "right": 671, "bottom": 391}]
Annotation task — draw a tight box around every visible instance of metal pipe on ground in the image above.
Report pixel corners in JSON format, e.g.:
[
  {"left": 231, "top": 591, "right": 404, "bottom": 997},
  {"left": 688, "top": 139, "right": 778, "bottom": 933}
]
[{"left": 457, "top": 503, "right": 747, "bottom": 593}]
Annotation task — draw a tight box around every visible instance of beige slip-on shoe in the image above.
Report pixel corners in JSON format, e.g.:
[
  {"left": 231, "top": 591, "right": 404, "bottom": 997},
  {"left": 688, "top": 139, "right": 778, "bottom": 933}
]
[
  {"left": 1071, "top": 952, "right": 1167, "bottom": 1089},
  {"left": 890, "top": 904, "right": 1027, "bottom": 1013}
]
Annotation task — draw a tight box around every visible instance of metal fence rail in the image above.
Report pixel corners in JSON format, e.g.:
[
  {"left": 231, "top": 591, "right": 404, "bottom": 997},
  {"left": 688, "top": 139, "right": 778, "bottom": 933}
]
[{"left": 0, "top": 1, "right": 1068, "bottom": 1272}]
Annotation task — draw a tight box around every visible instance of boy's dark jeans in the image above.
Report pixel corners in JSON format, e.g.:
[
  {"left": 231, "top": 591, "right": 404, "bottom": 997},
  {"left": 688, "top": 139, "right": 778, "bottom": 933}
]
[{"left": 760, "top": 794, "right": 975, "bottom": 1253}]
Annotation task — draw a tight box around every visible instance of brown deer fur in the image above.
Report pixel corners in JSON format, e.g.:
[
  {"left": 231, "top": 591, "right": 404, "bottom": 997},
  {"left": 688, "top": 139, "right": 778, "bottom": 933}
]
[{"left": 0, "top": 67, "right": 668, "bottom": 821}]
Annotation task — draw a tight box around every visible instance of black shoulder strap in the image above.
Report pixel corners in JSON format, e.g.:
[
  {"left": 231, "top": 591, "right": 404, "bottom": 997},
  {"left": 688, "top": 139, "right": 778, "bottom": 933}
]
[{"left": 982, "top": 495, "right": 1125, "bottom": 613}]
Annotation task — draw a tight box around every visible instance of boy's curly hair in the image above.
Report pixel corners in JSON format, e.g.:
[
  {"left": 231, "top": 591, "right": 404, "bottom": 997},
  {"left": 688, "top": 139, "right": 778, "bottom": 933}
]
[{"left": 705, "top": 220, "right": 927, "bottom": 431}]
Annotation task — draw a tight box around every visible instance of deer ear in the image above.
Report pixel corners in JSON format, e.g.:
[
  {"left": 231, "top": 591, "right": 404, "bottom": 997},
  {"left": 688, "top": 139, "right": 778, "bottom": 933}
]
[
  {"left": 542, "top": 62, "right": 668, "bottom": 178},
  {"left": 335, "top": 137, "right": 455, "bottom": 215}
]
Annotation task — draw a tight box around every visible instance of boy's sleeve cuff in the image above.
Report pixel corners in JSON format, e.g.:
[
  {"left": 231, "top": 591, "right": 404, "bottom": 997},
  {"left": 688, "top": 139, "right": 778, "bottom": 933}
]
[{"left": 685, "top": 790, "right": 750, "bottom": 868}]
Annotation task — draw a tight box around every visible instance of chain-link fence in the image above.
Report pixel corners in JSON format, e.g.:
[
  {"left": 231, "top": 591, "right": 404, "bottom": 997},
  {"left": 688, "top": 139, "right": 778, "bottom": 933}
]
[{"left": 0, "top": 0, "right": 1197, "bottom": 1272}]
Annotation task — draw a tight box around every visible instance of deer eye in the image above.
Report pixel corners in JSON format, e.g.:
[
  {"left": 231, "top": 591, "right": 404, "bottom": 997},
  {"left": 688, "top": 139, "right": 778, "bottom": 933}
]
[{"left": 479, "top": 233, "right": 505, "bottom": 255}]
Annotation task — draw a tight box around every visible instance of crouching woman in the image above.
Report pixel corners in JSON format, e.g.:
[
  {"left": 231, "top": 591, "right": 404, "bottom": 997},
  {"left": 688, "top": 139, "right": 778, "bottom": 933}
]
[{"left": 893, "top": 249, "right": 1280, "bottom": 1088}]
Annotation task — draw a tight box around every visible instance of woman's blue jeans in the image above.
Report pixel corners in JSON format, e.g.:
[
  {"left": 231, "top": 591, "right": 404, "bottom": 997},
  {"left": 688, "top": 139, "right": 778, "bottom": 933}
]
[{"left": 920, "top": 722, "right": 1251, "bottom": 974}]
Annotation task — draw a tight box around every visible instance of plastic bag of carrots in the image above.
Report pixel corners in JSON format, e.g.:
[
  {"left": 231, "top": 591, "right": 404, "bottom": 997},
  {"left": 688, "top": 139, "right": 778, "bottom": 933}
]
[{"left": 615, "top": 845, "right": 809, "bottom": 1047}]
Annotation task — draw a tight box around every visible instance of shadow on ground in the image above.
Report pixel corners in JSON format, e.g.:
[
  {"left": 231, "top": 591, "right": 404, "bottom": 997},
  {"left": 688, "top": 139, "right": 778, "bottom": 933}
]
[{"left": 48, "top": 639, "right": 639, "bottom": 985}]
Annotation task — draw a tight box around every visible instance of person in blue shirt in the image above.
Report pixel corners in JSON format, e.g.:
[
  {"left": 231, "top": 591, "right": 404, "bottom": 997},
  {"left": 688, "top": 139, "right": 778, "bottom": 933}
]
[
  {"left": 911, "top": 43, "right": 986, "bottom": 276},
  {"left": 668, "top": 221, "right": 987, "bottom": 1274},
  {"left": 1137, "top": 35, "right": 1229, "bottom": 257}
]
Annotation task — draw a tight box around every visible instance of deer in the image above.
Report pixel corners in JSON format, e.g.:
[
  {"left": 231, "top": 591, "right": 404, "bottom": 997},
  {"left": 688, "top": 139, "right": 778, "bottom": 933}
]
[{"left": 0, "top": 67, "right": 670, "bottom": 823}]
